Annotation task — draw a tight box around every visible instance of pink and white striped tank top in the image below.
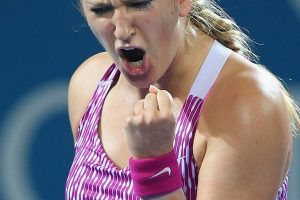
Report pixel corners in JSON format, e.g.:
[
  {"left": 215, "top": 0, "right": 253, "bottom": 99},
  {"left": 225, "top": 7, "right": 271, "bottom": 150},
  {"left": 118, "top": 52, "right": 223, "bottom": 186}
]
[{"left": 65, "top": 41, "right": 288, "bottom": 200}]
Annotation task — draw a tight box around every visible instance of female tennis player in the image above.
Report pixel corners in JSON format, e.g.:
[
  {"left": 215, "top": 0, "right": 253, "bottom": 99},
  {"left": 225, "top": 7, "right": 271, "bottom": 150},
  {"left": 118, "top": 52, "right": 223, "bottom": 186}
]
[{"left": 65, "top": 0, "right": 300, "bottom": 199}]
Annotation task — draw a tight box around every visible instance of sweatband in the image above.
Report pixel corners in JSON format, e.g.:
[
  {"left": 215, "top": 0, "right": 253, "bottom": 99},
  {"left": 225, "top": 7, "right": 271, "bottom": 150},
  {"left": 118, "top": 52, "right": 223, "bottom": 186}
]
[{"left": 129, "top": 149, "right": 183, "bottom": 197}]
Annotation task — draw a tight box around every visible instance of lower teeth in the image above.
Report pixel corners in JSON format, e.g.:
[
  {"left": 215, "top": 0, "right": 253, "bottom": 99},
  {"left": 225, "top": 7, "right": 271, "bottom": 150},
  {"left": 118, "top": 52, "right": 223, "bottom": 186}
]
[{"left": 128, "top": 60, "right": 143, "bottom": 68}]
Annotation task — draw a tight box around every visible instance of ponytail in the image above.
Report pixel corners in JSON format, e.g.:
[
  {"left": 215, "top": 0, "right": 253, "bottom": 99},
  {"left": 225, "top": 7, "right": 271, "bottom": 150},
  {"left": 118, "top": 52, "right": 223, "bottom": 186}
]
[{"left": 187, "top": 0, "right": 300, "bottom": 135}]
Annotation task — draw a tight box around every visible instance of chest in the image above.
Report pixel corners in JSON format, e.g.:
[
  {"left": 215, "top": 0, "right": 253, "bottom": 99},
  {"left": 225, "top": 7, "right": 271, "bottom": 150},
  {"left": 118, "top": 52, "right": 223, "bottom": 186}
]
[
  {"left": 98, "top": 90, "right": 207, "bottom": 169},
  {"left": 98, "top": 88, "right": 138, "bottom": 168}
]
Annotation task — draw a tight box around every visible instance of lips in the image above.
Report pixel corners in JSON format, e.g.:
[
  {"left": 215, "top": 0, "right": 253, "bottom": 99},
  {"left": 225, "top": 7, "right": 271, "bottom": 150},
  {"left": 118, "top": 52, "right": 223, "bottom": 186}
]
[
  {"left": 121, "top": 54, "right": 149, "bottom": 76},
  {"left": 117, "top": 47, "right": 149, "bottom": 76}
]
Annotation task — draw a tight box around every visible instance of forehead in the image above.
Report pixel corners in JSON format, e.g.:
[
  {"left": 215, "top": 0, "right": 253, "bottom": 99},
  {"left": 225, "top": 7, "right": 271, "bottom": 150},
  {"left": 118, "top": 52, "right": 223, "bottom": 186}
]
[{"left": 84, "top": 0, "right": 138, "bottom": 4}]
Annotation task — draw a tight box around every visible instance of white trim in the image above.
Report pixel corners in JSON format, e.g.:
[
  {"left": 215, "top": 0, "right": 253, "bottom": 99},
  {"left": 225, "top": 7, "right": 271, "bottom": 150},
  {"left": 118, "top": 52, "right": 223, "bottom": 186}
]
[{"left": 189, "top": 40, "right": 232, "bottom": 98}]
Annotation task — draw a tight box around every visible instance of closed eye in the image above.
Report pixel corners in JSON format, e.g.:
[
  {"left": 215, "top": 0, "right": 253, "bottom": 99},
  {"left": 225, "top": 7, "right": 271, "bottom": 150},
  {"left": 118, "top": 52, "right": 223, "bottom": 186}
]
[
  {"left": 90, "top": 6, "right": 113, "bottom": 16},
  {"left": 128, "top": 0, "right": 153, "bottom": 10}
]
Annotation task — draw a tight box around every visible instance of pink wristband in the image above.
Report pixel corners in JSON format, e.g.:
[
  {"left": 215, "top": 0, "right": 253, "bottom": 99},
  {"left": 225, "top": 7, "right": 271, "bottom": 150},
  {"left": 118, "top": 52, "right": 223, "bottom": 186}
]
[{"left": 129, "top": 149, "right": 183, "bottom": 197}]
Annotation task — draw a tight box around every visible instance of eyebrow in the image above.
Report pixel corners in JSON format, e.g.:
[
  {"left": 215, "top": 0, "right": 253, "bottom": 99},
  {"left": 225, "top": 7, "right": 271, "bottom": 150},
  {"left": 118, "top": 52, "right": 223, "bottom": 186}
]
[
  {"left": 120, "top": 0, "right": 136, "bottom": 2},
  {"left": 85, "top": 0, "right": 137, "bottom": 5},
  {"left": 85, "top": 0, "right": 107, "bottom": 6}
]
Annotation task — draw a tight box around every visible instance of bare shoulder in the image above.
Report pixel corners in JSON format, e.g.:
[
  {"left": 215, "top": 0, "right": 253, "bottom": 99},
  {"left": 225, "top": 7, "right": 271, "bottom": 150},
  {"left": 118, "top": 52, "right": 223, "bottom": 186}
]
[
  {"left": 203, "top": 51, "right": 291, "bottom": 141},
  {"left": 195, "top": 52, "right": 292, "bottom": 199},
  {"left": 68, "top": 52, "right": 114, "bottom": 141}
]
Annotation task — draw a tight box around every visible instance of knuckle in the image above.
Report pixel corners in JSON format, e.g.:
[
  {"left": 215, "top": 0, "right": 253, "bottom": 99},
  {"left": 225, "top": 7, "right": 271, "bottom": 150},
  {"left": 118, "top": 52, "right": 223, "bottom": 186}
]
[
  {"left": 159, "top": 111, "right": 174, "bottom": 122},
  {"left": 125, "top": 115, "right": 134, "bottom": 127},
  {"left": 135, "top": 114, "right": 145, "bottom": 126},
  {"left": 159, "top": 111, "right": 168, "bottom": 119}
]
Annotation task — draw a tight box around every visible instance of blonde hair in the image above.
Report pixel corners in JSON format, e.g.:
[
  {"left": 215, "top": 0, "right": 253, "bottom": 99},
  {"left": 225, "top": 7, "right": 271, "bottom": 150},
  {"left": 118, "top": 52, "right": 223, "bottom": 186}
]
[{"left": 186, "top": 0, "right": 300, "bottom": 135}]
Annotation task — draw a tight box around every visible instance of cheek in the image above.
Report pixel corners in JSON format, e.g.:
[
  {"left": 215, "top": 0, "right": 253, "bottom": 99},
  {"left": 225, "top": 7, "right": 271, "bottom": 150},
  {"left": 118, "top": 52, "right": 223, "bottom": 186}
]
[
  {"left": 146, "top": 14, "right": 180, "bottom": 66},
  {"left": 151, "top": 18, "right": 179, "bottom": 48},
  {"left": 143, "top": 17, "right": 175, "bottom": 39},
  {"left": 88, "top": 19, "right": 115, "bottom": 48}
]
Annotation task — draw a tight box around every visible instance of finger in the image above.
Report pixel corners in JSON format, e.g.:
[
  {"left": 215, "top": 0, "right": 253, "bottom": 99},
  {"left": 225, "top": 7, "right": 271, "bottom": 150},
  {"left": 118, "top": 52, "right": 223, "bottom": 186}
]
[
  {"left": 125, "top": 113, "right": 134, "bottom": 129},
  {"left": 124, "top": 114, "right": 136, "bottom": 135},
  {"left": 156, "top": 90, "right": 174, "bottom": 112},
  {"left": 144, "top": 92, "right": 158, "bottom": 111},
  {"left": 134, "top": 100, "right": 144, "bottom": 115}
]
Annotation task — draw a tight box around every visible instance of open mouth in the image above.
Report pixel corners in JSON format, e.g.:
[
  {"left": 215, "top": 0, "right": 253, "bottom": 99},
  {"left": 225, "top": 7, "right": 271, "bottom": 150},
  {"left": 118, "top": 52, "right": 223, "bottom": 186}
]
[
  {"left": 117, "top": 47, "right": 149, "bottom": 76},
  {"left": 118, "top": 48, "right": 145, "bottom": 66}
]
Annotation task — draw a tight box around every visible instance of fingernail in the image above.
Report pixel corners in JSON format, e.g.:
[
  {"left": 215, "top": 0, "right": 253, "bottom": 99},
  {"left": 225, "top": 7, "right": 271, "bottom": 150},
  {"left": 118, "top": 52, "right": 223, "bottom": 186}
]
[{"left": 149, "top": 85, "right": 159, "bottom": 93}]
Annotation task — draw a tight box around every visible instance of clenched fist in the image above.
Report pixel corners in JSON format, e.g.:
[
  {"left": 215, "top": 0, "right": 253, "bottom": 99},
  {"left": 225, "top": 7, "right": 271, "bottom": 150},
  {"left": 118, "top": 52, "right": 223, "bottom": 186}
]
[{"left": 124, "top": 85, "right": 177, "bottom": 159}]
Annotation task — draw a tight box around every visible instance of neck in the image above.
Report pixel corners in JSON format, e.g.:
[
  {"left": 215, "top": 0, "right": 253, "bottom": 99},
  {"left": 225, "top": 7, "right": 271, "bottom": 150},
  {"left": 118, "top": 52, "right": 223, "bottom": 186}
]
[
  {"left": 156, "top": 32, "right": 214, "bottom": 101},
  {"left": 117, "top": 32, "right": 214, "bottom": 101}
]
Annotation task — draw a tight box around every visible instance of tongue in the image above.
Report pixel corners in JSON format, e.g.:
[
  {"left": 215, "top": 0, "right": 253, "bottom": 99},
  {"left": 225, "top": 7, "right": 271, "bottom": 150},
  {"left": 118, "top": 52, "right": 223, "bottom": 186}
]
[
  {"left": 122, "top": 54, "right": 149, "bottom": 75},
  {"left": 127, "top": 60, "right": 144, "bottom": 68}
]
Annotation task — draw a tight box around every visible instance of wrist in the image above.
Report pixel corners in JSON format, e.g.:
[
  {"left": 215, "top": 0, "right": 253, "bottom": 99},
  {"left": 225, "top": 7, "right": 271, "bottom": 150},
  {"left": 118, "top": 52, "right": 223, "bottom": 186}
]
[
  {"left": 129, "top": 149, "right": 183, "bottom": 197},
  {"left": 131, "top": 148, "right": 173, "bottom": 160}
]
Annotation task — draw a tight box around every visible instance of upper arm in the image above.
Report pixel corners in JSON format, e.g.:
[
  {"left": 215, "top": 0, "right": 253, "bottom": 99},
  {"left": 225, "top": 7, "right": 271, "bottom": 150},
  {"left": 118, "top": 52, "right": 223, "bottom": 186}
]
[
  {"left": 68, "top": 52, "right": 113, "bottom": 141},
  {"left": 195, "top": 66, "right": 292, "bottom": 199}
]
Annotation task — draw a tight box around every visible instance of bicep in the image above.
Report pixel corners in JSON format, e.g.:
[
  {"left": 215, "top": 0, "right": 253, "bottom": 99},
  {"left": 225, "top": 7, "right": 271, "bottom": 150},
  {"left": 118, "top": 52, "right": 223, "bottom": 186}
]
[
  {"left": 197, "top": 137, "right": 277, "bottom": 199},
  {"left": 195, "top": 96, "right": 291, "bottom": 199},
  {"left": 196, "top": 128, "right": 289, "bottom": 200}
]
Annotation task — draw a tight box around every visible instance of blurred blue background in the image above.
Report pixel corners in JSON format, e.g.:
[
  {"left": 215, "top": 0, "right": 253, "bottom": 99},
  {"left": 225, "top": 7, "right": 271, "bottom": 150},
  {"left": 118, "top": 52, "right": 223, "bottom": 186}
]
[{"left": 0, "top": 0, "right": 299, "bottom": 199}]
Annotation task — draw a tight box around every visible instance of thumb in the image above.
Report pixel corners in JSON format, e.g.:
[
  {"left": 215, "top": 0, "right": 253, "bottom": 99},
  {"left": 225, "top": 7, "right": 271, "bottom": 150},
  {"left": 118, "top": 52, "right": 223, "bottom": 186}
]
[{"left": 149, "top": 85, "right": 159, "bottom": 94}]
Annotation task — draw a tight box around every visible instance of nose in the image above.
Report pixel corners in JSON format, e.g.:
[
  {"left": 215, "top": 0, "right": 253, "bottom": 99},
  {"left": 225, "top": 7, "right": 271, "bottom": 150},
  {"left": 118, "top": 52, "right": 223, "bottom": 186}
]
[{"left": 112, "top": 8, "right": 135, "bottom": 42}]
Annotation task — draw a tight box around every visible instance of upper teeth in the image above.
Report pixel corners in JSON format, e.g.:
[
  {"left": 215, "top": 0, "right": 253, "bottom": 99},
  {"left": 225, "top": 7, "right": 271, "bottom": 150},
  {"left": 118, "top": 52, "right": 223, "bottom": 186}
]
[{"left": 123, "top": 47, "right": 135, "bottom": 51}]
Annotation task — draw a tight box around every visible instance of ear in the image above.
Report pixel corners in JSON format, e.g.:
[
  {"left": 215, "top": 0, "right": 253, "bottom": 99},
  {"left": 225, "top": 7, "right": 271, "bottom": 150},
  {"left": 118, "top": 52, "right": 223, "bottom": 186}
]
[{"left": 179, "top": 0, "right": 192, "bottom": 17}]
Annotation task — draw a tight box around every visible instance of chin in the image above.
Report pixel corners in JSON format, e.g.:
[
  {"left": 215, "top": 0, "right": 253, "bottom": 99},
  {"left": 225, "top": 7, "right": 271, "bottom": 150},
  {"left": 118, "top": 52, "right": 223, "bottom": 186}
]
[
  {"left": 128, "top": 79, "right": 151, "bottom": 89},
  {"left": 120, "top": 68, "right": 156, "bottom": 89},
  {"left": 127, "top": 76, "right": 158, "bottom": 89}
]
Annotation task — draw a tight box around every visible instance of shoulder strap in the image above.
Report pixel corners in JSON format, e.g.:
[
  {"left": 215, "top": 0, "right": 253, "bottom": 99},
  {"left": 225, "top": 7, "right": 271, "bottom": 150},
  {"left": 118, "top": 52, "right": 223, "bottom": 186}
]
[
  {"left": 188, "top": 40, "right": 232, "bottom": 99},
  {"left": 101, "top": 63, "right": 120, "bottom": 82}
]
